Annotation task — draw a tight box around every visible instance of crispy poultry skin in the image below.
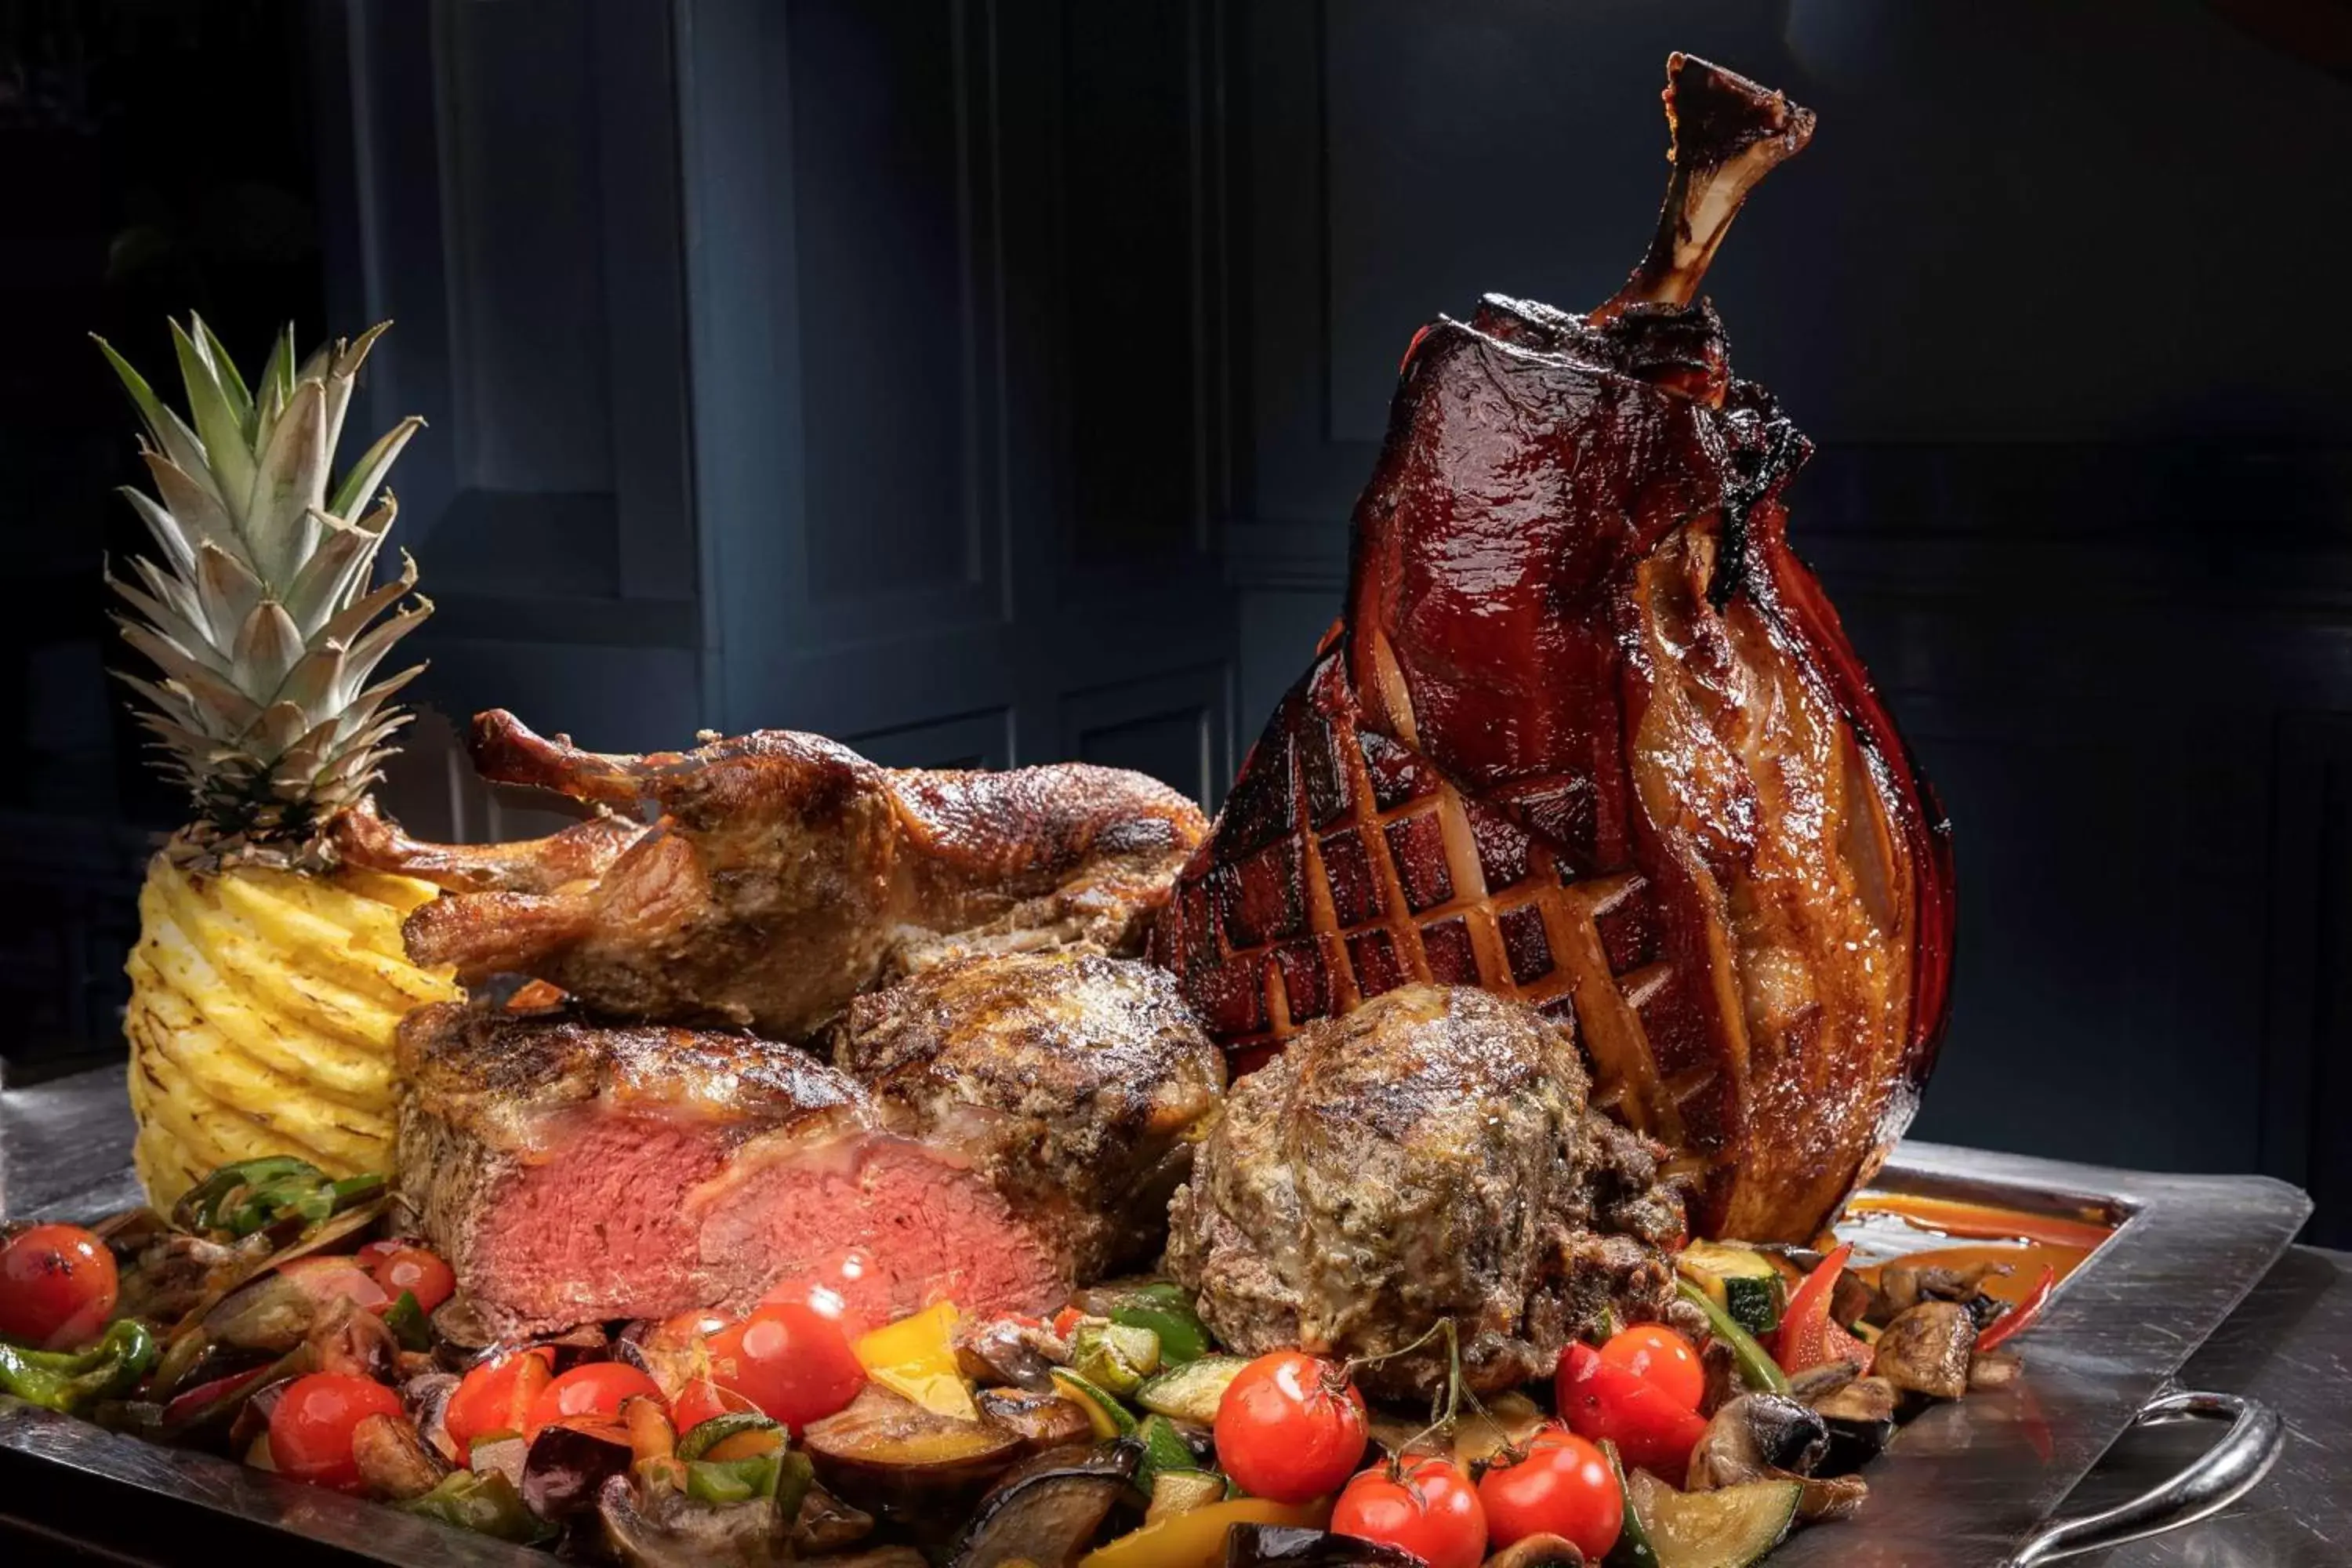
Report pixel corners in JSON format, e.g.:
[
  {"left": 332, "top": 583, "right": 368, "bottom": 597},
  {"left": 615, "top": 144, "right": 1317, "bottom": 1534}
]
[
  {"left": 1151, "top": 56, "right": 1956, "bottom": 1242},
  {"left": 339, "top": 711, "right": 1207, "bottom": 1040}
]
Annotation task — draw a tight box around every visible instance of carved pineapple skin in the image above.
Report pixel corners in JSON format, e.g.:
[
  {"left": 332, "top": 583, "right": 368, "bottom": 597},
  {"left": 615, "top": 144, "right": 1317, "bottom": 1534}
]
[{"left": 125, "top": 854, "right": 457, "bottom": 1207}]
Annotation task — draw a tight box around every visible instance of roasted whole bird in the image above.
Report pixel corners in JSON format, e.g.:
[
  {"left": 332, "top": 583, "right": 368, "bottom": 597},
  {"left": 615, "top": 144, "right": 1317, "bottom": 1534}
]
[
  {"left": 339, "top": 710, "right": 1207, "bottom": 1040},
  {"left": 1152, "top": 55, "right": 1956, "bottom": 1242}
]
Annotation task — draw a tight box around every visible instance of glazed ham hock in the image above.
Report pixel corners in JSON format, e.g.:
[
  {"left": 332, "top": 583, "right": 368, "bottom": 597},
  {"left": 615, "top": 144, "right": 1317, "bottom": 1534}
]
[
  {"left": 339, "top": 710, "right": 1207, "bottom": 1040},
  {"left": 1151, "top": 55, "right": 1955, "bottom": 1243}
]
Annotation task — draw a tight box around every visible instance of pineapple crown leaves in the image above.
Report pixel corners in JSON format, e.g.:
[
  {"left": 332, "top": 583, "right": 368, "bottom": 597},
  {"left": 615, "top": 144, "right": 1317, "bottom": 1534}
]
[{"left": 96, "top": 316, "right": 434, "bottom": 866}]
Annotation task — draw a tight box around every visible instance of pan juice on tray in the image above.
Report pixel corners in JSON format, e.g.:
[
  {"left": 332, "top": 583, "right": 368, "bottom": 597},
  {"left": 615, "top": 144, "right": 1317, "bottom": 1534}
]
[{"left": 5, "top": 45, "right": 2035, "bottom": 1568}]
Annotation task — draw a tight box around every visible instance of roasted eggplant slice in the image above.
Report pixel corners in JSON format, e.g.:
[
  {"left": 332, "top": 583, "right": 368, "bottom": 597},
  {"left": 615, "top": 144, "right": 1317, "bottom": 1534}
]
[
  {"left": 1809, "top": 1375, "right": 1898, "bottom": 1475},
  {"left": 521, "top": 1417, "right": 634, "bottom": 1519},
  {"left": 801, "top": 1385, "right": 1024, "bottom": 1526},
  {"left": 1224, "top": 1525, "right": 1427, "bottom": 1568},
  {"left": 975, "top": 1387, "right": 1097, "bottom": 1455},
  {"left": 947, "top": 1442, "right": 1138, "bottom": 1568}
]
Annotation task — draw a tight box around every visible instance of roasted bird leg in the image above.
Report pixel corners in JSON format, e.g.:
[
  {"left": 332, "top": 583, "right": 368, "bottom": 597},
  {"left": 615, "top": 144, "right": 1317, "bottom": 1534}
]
[{"left": 339, "top": 711, "right": 1207, "bottom": 1040}]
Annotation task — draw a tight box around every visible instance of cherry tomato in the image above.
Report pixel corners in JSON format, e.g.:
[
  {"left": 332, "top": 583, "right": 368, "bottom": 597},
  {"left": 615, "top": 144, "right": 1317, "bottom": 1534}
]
[
  {"left": 526, "top": 1362, "right": 665, "bottom": 1438},
  {"left": 1213, "top": 1350, "right": 1370, "bottom": 1504},
  {"left": 1332, "top": 1455, "right": 1488, "bottom": 1568},
  {"left": 1478, "top": 1427, "right": 1624, "bottom": 1557},
  {"left": 267, "top": 1372, "right": 403, "bottom": 1492},
  {"left": 706, "top": 1301, "right": 867, "bottom": 1430},
  {"left": 1558, "top": 1341, "right": 1708, "bottom": 1478},
  {"left": 353, "top": 1239, "right": 404, "bottom": 1269},
  {"left": 0, "top": 1224, "right": 118, "bottom": 1349},
  {"left": 671, "top": 1374, "right": 763, "bottom": 1434},
  {"left": 370, "top": 1246, "right": 456, "bottom": 1313},
  {"left": 760, "top": 1249, "right": 873, "bottom": 1334},
  {"left": 445, "top": 1347, "right": 554, "bottom": 1460},
  {"left": 1598, "top": 1323, "right": 1705, "bottom": 1412}
]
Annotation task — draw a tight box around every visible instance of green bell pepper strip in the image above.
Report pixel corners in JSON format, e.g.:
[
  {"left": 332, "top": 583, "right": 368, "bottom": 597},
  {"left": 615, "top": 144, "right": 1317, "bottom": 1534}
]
[
  {"left": 382, "top": 1290, "right": 434, "bottom": 1352},
  {"left": 1676, "top": 1276, "right": 1791, "bottom": 1395},
  {"left": 400, "top": 1471, "right": 554, "bottom": 1543},
  {"left": 0, "top": 1320, "right": 159, "bottom": 1413}
]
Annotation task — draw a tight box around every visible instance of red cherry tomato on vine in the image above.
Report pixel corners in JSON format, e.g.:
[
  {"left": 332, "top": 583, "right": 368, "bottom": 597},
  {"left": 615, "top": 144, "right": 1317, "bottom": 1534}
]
[
  {"left": 1558, "top": 1341, "right": 1708, "bottom": 1477},
  {"left": 1332, "top": 1454, "right": 1488, "bottom": 1568},
  {"left": 267, "top": 1372, "right": 402, "bottom": 1492},
  {"left": 1213, "top": 1349, "right": 1370, "bottom": 1504},
  {"left": 1478, "top": 1427, "right": 1624, "bottom": 1557},
  {"left": 706, "top": 1301, "right": 866, "bottom": 1429},
  {"left": 354, "top": 1239, "right": 403, "bottom": 1268},
  {"left": 368, "top": 1246, "right": 456, "bottom": 1314},
  {"left": 526, "top": 1363, "right": 665, "bottom": 1439},
  {"left": 1598, "top": 1323, "right": 1705, "bottom": 1411},
  {"left": 0, "top": 1224, "right": 118, "bottom": 1349},
  {"left": 445, "top": 1347, "right": 554, "bottom": 1460}
]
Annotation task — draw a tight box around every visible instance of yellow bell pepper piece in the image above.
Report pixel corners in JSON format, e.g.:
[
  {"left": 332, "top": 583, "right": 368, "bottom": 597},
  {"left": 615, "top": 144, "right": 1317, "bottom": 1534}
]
[
  {"left": 851, "top": 1301, "right": 977, "bottom": 1421},
  {"left": 1077, "top": 1498, "right": 1332, "bottom": 1568}
]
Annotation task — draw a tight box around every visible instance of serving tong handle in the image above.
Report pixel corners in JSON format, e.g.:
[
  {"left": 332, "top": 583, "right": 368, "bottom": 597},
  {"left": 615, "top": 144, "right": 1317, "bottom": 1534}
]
[{"left": 2012, "top": 1388, "right": 2284, "bottom": 1564}]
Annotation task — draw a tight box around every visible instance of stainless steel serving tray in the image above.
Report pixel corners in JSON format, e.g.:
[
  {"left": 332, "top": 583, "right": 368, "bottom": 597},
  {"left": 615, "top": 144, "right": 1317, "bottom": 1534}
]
[{"left": 0, "top": 1138, "right": 2312, "bottom": 1566}]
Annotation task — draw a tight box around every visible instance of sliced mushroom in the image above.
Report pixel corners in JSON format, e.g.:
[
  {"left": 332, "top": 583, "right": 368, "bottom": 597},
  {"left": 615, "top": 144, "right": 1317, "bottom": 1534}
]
[
  {"left": 958, "top": 1318, "right": 1060, "bottom": 1392},
  {"left": 471, "top": 1433, "right": 529, "bottom": 1490},
  {"left": 1968, "top": 1349, "right": 2024, "bottom": 1390},
  {"left": 1687, "top": 1392, "right": 1829, "bottom": 1491},
  {"left": 1485, "top": 1534, "right": 1589, "bottom": 1568},
  {"left": 596, "top": 1470, "right": 786, "bottom": 1568},
  {"left": 352, "top": 1411, "right": 453, "bottom": 1501},
  {"left": 1874, "top": 1303, "right": 1976, "bottom": 1401},
  {"left": 1797, "top": 1471, "right": 1870, "bottom": 1523},
  {"left": 947, "top": 1442, "right": 1139, "bottom": 1568},
  {"left": 404, "top": 1371, "right": 463, "bottom": 1465},
  {"left": 790, "top": 1480, "right": 875, "bottom": 1552}
]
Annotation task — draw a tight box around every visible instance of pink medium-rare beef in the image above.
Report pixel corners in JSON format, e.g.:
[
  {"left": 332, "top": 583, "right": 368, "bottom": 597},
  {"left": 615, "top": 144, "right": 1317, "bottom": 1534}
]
[{"left": 396, "top": 1001, "right": 1072, "bottom": 1334}]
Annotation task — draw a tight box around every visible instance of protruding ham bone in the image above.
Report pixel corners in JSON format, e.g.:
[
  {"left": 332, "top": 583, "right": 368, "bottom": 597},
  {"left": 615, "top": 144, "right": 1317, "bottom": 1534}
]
[{"left": 1596, "top": 53, "right": 1816, "bottom": 321}]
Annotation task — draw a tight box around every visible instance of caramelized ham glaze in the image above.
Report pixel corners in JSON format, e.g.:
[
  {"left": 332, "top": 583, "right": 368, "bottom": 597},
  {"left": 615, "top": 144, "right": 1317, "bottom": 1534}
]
[{"left": 1152, "top": 56, "right": 1955, "bottom": 1241}]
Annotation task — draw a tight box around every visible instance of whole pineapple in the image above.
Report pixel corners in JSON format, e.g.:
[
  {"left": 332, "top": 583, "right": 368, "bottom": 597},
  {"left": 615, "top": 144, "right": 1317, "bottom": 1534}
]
[{"left": 101, "top": 318, "right": 459, "bottom": 1206}]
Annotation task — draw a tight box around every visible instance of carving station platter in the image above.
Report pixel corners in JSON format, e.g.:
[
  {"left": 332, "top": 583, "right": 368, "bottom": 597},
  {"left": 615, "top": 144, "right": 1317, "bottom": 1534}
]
[{"left": 0, "top": 50, "right": 2286, "bottom": 1568}]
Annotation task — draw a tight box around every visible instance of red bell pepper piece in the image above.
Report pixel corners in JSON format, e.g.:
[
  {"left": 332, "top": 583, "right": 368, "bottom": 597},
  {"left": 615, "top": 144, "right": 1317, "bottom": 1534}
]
[
  {"left": 1974, "top": 1265, "right": 2057, "bottom": 1354},
  {"left": 1771, "top": 1243, "right": 1871, "bottom": 1376},
  {"left": 1557, "top": 1341, "right": 1708, "bottom": 1478}
]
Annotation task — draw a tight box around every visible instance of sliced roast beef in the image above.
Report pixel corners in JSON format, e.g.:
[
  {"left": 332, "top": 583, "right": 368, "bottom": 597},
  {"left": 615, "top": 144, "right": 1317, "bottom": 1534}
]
[
  {"left": 397, "top": 1003, "right": 1074, "bottom": 1334},
  {"left": 830, "top": 949, "right": 1227, "bottom": 1282}
]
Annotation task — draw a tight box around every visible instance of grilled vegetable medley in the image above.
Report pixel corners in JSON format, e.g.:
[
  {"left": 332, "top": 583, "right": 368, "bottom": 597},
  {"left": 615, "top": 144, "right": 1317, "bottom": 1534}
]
[{"left": 0, "top": 1156, "right": 2059, "bottom": 1567}]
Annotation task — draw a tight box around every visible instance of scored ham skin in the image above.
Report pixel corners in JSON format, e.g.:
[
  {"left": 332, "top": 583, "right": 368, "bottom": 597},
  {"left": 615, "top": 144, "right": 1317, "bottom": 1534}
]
[
  {"left": 1152, "top": 56, "right": 1955, "bottom": 1243},
  {"left": 395, "top": 1003, "right": 1073, "bottom": 1335}
]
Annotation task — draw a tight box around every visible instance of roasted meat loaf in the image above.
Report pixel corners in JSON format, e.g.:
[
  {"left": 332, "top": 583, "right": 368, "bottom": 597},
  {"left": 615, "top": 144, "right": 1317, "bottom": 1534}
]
[
  {"left": 831, "top": 948, "right": 1227, "bottom": 1284},
  {"left": 1166, "top": 984, "right": 1684, "bottom": 1399}
]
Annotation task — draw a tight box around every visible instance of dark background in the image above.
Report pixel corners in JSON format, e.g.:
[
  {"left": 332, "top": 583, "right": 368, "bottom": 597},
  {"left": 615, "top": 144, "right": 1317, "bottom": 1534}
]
[{"left": 5, "top": 2, "right": 2349, "bottom": 1236}]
